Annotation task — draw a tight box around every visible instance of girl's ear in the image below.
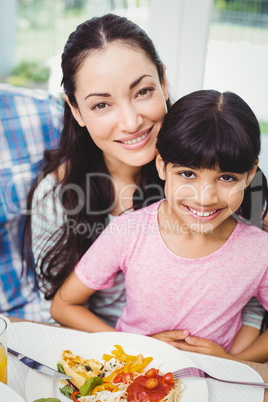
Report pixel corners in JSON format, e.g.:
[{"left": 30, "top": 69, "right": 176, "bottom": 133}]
[
  {"left": 245, "top": 161, "right": 259, "bottom": 187},
  {"left": 156, "top": 153, "right": 167, "bottom": 180},
  {"left": 64, "top": 94, "right": 86, "bottom": 127}
]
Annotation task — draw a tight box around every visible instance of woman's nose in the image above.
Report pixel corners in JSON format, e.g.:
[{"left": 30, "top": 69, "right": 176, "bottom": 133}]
[{"left": 118, "top": 104, "right": 143, "bottom": 132}]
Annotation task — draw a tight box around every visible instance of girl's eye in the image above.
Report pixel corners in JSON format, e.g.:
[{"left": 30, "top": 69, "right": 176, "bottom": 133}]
[
  {"left": 92, "top": 102, "right": 108, "bottom": 110},
  {"left": 137, "top": 87, "right": 154, "bottom": 97},
  {"left": 180, "top": 171, "right": 196, "bottom": 179},
  {"left": 220, "top": 174, "right": 237, "bottom": 182}
]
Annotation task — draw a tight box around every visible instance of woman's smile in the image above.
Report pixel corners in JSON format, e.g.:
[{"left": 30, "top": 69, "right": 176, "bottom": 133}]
[
  {"left": 69, "top": 42, "right": 168, "bottom": 169},
  {"left": 115, "top": 127, "right": 153, "bottom": 149}
]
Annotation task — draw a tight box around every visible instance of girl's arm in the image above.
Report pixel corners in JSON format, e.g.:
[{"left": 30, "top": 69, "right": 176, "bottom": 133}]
[{"left": 50, "top": 271, "right": 117, "bottom": 333}]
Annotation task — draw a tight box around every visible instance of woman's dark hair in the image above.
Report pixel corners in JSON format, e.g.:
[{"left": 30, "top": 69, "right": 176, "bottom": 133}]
[
  {"left": 23, "top": 14, "right": 169, "bottom": 299},
  {"left": 156, "top": 89, "right": 268, "bottom": 226}
]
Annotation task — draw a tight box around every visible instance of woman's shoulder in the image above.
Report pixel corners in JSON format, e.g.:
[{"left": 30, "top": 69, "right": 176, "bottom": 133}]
[
  {"left": 112, "top": 200, "right": 161, "bottom": 224},
  {"left": 34, "top": 162, "right": 66, "bottom": 200},
  {"left": 50, "top": 161, "right": 66, "bottom": 182}
]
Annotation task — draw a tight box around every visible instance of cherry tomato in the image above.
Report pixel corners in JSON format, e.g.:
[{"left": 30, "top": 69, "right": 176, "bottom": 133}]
[
  {"left": 71, "top": 391, "right": 80, "bottom": 401},
  {"left": 123, "top": 372, "right": 133, "bottom": 383},
  {"left": 114, "top": 373, "right": 124, "bottom": 383},
  {"left": 163, "top": 372, "right": 174, "bottom": 384},
  {"left": 144, "top": 368, "right": 158, "bottom": 378},
  {"left": 145, "top": 378, "right": 159, "bottom": 389}
]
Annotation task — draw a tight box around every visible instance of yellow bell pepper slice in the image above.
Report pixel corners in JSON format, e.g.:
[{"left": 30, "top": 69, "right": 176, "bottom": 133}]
[
  {"left": 129, "top": 356, "right": 153, "bottom": 373},
  {"left": 92, "top": 383, "right": 119, "bottom": 394}
]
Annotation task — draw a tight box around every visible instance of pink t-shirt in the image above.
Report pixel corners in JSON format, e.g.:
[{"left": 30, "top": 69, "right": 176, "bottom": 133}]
[{"left": 75, "top": 200, "right": 268, "bottom": 351}]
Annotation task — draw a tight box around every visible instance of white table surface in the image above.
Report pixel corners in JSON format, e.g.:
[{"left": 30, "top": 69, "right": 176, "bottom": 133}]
[{"left": 5, "top": 321, "right": 265, "bottom": 402}]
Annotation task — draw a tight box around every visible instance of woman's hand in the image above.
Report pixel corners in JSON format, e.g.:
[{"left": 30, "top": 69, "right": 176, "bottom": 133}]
[
  {"left": 174, "top": 335, "right": 230, "bottom": 359},
  {"left": 150, "top": 330, "right": 190, "bottom": 349}
]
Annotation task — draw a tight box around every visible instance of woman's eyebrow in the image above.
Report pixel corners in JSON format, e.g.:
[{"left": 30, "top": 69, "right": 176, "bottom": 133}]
[
  {"left": 84, "top": 74, "right": 152, "bottom": 100},
  {"left": 129, "top": 74, "right": 152, "bottom": 89},
  {"left": 85, "top": 92, "right": 110, "bottom": 100}
]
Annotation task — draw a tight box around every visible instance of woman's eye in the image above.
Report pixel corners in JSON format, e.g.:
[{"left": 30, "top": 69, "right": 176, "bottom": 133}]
[
  {"left": 92, "top": 102, "right": 108, "bottom": 110},
  {"left": 220, "top": 174, "right": 236, "bottom": 182},
  {"left": 137, "top": 87, "right": 154, "bottom": 97},
  {"left": 180, "top": 171, "right": 195, "bottom": 179}
]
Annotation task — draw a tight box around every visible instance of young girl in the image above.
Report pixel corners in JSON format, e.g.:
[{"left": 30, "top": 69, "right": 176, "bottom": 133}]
[{"left": 50, "top": 90, "right": 268, "bottom": 362}]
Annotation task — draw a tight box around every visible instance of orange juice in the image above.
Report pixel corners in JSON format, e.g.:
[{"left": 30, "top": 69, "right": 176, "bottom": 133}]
[{"left": 0, "top": 345, "right": 7, "bottom": 384}]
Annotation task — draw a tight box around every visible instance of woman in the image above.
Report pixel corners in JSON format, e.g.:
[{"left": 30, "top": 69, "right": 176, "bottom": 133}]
[
  {"left": 24, "top": 14, "right": 264, "bottom": 351},
  {"left": 24, "top": 13, "right": 170, "bottom": 329}
]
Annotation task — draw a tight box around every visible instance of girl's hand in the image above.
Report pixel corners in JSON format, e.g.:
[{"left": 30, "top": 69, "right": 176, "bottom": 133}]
[
  {"left": 175, "top": 336, "right": 230, "bottom": 359},
  {"left": 150, "top": 330, "right": 190, "bottom": 349}
]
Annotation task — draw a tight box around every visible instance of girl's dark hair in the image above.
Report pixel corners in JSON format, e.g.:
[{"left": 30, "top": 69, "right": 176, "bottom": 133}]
[
  {"left": 156, "top": 89, "right": 268, "bottom": 226},
  {"left": 24, "top": 14, "right": 169, "bottom": 299}
]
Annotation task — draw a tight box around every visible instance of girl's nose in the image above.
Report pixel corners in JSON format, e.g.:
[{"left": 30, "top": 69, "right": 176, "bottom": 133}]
[
  {"left": 198, "top": 183, "right": 219, "bottom": 205},
  {"left": 118, "top": 104, "right": 143, "bottom": 133}
]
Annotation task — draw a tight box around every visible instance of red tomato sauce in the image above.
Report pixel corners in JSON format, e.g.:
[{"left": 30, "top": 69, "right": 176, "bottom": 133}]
[{"left": 127, "top": 374, "right": 174, "bottom": 402}]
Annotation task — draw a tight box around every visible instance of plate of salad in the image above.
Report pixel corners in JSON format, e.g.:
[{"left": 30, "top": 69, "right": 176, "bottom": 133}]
[{"left": 25, "top": 331, "right": 208, "bottom": 402}]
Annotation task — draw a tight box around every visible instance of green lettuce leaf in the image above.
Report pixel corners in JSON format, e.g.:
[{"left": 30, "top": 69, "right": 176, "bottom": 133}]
[{"left": 80, "top": 377, "right": 104, "bottom": 396}]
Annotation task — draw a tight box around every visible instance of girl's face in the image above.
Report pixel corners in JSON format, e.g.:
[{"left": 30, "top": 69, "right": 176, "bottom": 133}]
[
  {"left": 66, "top": 42, "right": 168, "bottom": 171},
  {"left": 156, "top": 156, "right": 257, "bottom": 234}
]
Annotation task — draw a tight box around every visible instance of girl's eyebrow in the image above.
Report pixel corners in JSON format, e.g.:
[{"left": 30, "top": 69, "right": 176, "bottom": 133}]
[{"left": 84, "top": 74, "right": 152, "bottom": 100}]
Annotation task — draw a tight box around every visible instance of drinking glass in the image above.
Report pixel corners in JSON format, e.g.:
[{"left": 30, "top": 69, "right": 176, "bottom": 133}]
[{"left": 0, "top": 317, "right": 7, "bottom": 384}]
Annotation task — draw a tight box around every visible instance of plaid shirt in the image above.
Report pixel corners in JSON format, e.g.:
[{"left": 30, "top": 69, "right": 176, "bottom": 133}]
[{"left": 0, "top": 84, "right": 63, "bottom": 320}]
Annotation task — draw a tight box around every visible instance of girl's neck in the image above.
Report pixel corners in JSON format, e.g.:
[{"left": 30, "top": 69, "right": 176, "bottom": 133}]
[{"left": 158, "top": 200, "right": 237, "bottom": 259}]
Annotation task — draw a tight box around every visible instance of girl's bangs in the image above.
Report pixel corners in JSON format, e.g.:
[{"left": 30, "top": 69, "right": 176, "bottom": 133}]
[{"left": 166, "top": 123, "right": 257, "bottom": 174}]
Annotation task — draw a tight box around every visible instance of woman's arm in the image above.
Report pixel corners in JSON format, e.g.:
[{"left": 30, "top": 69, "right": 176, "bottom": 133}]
[
  {"left": 232, "top": 328, "right": 268, "bottom": 362},
  {"left": 50, "top": 271, "right": 117, "bottom": 333},
  {"left": 173, "top": 328, "right": 268, "bottom": 363},
  {"left": 228, "top": 325, "right": 259, "bottom": 355}
]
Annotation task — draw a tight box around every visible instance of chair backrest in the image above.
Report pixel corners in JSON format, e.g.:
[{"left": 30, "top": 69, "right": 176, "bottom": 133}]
[{"left": 0, "top": 84, "right": 63, "bottom": 320}]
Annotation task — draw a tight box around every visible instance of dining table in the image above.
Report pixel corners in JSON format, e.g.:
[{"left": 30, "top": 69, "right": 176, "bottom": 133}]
[{"left": 5, "top": 316, "right": 268, "bottom": 402}]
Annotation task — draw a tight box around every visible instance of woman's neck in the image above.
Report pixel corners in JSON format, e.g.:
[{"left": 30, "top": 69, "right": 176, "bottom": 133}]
[
  {"left": 104, "top": 156, "right": 142, "bottom": 216},
  {"left": 104, "top": 156, "right": 141, "bottom": 184}
]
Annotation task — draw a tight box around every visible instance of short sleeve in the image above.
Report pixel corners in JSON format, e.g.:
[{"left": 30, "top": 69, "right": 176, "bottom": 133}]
[
  {"left": 242, "top": 297, "right": 265, "bottom": 329},
  {"left": 75, "top": 218, "right": 122, "bottom": 290}
]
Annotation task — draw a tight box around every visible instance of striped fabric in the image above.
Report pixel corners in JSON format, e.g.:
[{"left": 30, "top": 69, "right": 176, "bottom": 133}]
[
  {"left": 242, "top": 296, "right": 265, "bottom": 329},
  {"left": 31, "top": 174, "right": 126, "bottom": 326},
  {"left": 0, "top": 84, "right": 63, "bottom": 320}
]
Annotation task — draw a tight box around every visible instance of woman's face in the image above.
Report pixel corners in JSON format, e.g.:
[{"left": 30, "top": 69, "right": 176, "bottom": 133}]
[{"left": 66, "top": 42, "right": 168, "bottom": 171}]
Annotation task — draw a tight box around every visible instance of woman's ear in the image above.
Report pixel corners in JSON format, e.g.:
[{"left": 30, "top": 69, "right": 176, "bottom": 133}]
[
  {"left": 64, "top": 94, "right": 86, "bottom": 127},
  {"left": 246, "top": 161, "right": 259, "bottom": 187},
  {"left": 156, "top": 153, "right": 167, "bottom": 181}
]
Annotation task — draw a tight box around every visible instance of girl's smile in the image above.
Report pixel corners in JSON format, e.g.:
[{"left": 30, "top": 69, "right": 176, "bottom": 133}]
[
  {"left": 156, "top": 155, "right": 257, "bottom": 236},
  {"left": 184, "top": 205, "right": 222, "bottom": 221}
]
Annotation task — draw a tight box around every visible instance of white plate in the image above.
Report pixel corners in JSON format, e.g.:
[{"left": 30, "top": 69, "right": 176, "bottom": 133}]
[
  {"left": 25, "top": 332, "right": 208, "bottom": 402},
  {"left": 0, "top": 314, "right": 11, "bottom": 326},
  {"left": 0, "top": 381, "right": 26, "bottom": 402}
]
